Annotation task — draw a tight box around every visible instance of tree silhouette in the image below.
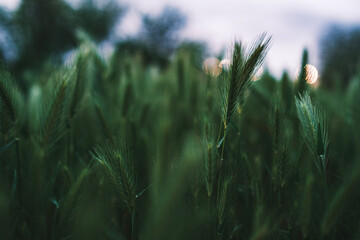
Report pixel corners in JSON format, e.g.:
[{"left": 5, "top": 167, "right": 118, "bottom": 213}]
[
  {"left": 0, "top": 0, "right": 124, "bottom": 73},
  {"left": 319, "top": 25, "right": 360, "bottom": 89},
  {"left": 139, "top": 6, "right": 186, "bottom": 57},
  {"left": 115, "top": 6, "right": 187, "bottom": 68}
]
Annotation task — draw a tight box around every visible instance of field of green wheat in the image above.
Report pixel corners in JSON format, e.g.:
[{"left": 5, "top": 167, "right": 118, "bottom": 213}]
[{"left": 1, "top": 34, "right": 360, "bottom": 240}]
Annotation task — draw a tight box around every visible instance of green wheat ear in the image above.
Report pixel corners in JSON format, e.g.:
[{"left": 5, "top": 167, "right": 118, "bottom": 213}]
[
  {"left": 91, "top": 138, "right": 136, "bottom": 213},
  {"left": 224, "top": 34, "right": 271, "bottom": 127},
  {"left": 36, "top": 72, "right": 70, "bottom": 154},
  {"left": 203, "top": 139, "right": 217, "bottom": 197},
  {"left": 201, "top": 124, "right": 217, "bottom": 197},
  {"left": 0, "top": 70, "right": 23, "bottom": 140},
  {"left": 295, "top": 92, "right": 328, "bottom": 177},
  {"left": 68, "top": 47, "right": 89, "bottom": 122},
  {"left": 218, "top": 176, "right": 234, "bottom": 226}
]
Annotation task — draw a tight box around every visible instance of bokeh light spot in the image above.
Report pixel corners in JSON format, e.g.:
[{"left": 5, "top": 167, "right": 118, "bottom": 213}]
[
  {"left": 203, "top": 57, "right": 221, "bottom": 77},
  {"left": 296, "top": 64, "right": 319, "bottom": 84},
  {"left": 219, "top": 58, "right": 231, "bottom": 71}
]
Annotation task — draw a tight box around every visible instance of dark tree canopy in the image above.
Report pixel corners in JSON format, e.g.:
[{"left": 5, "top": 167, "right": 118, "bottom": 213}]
[
  {"left": 115, "top": 6, "right": 188, "bottom": 68},
  {"left": 0, "top": 0, "right": 124, "bottom": 73},
  {"left": 77, "top": 0, "right": 124, "bottom": 43},
  {"left": 12, "top": 0, "right": 77, "bottom": 70},
  {"left": 319, "top": 25, "right": 360, "bottom": 89},
  {"left": 139, "top": 6, "right": 186, "bottom": 57}
]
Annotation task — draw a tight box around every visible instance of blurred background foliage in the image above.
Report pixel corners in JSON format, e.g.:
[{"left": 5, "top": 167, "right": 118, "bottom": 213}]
[
  {"left": 0, "top": 0, "right": 123, "bottom": 75},
  {"left": 319, "top": 25, "right": 360, "bottom": 89},
  {"left": 0, "top": 0, "right": 194, "bottom": 90},
  {"left": 0, "top": 0, "right": 358, "bottom": 90},
  {"left": 0, "top": 1, "right": 360, "bottom": 240}
]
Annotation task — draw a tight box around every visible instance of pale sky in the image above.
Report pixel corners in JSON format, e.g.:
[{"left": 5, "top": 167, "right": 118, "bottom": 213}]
[{"left": 1, "top": 0, "right": 360, "bottom": 77}]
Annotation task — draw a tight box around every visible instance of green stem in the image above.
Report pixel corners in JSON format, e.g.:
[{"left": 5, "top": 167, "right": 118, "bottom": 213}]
[
  {"left": 215, "top": 126, "right": 227, "bottom": 240},
  {"left": 320, "top": 155, "right": 329, "bottom": 206},
  {"left": 217, "top": 125, "right": 227, "bottom": 185},
  {"left": 15, "top": 138, "right": 22, "bottom": 207},
  {"left": 51, "top": 207, "right": 58, "bottom": 240},
  {"left": 220, "top": 128, "right": 226, "bottom": 162},
  {"left": 216, "top": 119, "right": 223, "bottom": 144},
  {"left": 131, "top": 205, "right": 136, "bottom": 240},
  {"left": 66, "top": 126, "right": 71, "bottom": 166},
  {"left": 207, "top": 195, "right": 212, "bottom": 240}
]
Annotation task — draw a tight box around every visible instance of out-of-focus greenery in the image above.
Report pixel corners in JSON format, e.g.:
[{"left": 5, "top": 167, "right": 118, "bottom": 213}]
[
  {"left": 0, "top": 0, "right": 124, "bottom": 78},
  {"left": 0, "top": 1, "right": 193, "bottom": 93},
  {"left": 319, "top": 24, "right": 360, "bottom": 89},
  {"left": 1, "top": 31, "right": 360, "bottom": 240},
  {"left": 115, "top": 6, "right": 189, "bottom": 70}
]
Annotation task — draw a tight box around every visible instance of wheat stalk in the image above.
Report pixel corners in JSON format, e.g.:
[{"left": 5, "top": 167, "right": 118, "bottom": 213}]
[
  {"left": 295, "top": 92, "right": 328, "bottom": 177},
  {"left": 0, "top": 70, "right": 23, "bottom": 140},
  {"left": 91, "top": 138, "right": 136, "bottom": 213},
  {"left": 36, "top": 72, "right": 70, "bottom": 155}
]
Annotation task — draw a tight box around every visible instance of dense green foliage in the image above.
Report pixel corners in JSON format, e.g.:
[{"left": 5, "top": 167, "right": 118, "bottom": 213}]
[
  {"left": 319, "top": 25, "right": 360, "bottom": 89},
  {"left": 0, "top": 0, "right": 123, "bottom": 75},
  {"left": 1, "top": 35, "right": 360, "bottom": 240}
]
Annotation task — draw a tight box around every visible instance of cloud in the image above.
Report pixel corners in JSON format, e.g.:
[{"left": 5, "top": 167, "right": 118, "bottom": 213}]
[{"left": 0, "top": 0, "right": 20, "bottom": 10}]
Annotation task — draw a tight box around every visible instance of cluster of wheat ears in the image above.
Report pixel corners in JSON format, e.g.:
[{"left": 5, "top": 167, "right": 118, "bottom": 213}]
[{"left": 1, "top": 34, "right": 360, "bottom": 239}]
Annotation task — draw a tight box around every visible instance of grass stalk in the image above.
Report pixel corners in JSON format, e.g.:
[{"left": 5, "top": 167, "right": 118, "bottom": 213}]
[
  {"left": 131, "top": 205, "right": 136, "bottom": 240},
  {"left": 320, "top": 155, "right": 329, "bottom": 206},
  {"left": 15, "top": 139, "right": 22, "bottom": 207}
]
